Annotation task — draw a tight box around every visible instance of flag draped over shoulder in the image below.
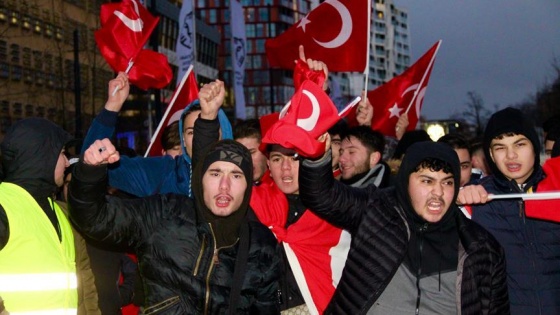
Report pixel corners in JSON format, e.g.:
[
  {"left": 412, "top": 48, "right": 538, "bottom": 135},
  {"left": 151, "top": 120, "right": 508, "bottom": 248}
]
[
  {"left": 175, "top": 0, "right": 195, "bottom": 84},
  {"left": 525, "top": 157, "right": 560, "bottom": 222},
  {"left": 230, "top": 0, "right": 247, "bottom": 120},
  {"left": 144, "top": 66, "right": 199, "bottom": 157},
  {"left": 250, "top": 172, "right": 350, "bottom": 314},
  {"left": 265, "top": 0, "right": 368, "bottom": 72},
  {"left": 95, "top": 0, "right": 172, "bottom": 90},
  {"left": 349, "top": 40, "right": 441, "bottom": 138}
]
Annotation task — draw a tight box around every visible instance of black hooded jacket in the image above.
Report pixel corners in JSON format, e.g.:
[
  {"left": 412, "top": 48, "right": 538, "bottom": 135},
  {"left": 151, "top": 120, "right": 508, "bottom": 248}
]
[
  {"left": 0, "top": 118, "right": 72, "bottom": 249},
  {"left": 299, "top": 142, "right": 509, "bottom": 315},
  {"left": 68, "top": 118, "right": 280, "bottom": 314}
]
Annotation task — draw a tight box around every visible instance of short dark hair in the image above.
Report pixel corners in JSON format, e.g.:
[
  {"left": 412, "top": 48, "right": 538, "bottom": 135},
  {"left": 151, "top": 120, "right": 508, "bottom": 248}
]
[
  {"left": 545, "top": 125, "right": 560, "bottom": 142},
  {"left": 161, "top": 121, "right": 181, "bottom": 150},
  {"left": 343, "top": 126, "right": 385, "bottom": 155},
  {"left": 543, "top": 115, "right": 560, "bottom": 133},
  {"left": 415, "top": 157, "right": 454, "bottom": 175},
  {"left": 437, "top": 133, "right": 471, "bottom": 156},
  {"left": 234, "top": 119, "right": 262, "bottom": 141},
  {"left": 328, "top": 120, "right": 348, "bottom": 138}
]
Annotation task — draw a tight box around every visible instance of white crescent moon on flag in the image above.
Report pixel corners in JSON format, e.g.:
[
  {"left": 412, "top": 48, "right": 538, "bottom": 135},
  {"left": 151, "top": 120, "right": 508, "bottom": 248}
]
[
  {"left": 114, "top": 0, "right": 143, "bottom": 32},
  {"left": 401, "top": 84, "right": 424, "bottom": 118},
  {"left": 312, "top": 0, "right": 352, "bottom": 49},
  {"left": 297, "top": 90, "right": 321, "bottom": 131}
]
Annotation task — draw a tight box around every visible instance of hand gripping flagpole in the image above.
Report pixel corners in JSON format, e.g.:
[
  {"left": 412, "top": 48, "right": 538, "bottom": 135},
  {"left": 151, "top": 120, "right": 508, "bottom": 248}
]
[
  {"left": 111, "top": 59, "right": 135, "bottom": 96},
  {"left": 403, "top": 40, "right": 442, "bottom": 116}
]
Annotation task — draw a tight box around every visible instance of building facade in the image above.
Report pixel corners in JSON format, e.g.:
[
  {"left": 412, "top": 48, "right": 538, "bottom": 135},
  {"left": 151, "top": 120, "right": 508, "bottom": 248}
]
[
  {"left": 0, "top": 0, "right": 221, "bottom": 153},
  {"left": 0, "top": 0, "right": 112, "bottom": 140},
  {"left": 194, "top": 0, "right": 314, "bottom": 119}
]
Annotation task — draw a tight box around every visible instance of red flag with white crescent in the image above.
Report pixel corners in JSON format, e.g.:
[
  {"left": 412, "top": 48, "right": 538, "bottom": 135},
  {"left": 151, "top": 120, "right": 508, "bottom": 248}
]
[
  {"left": 348, "top": 40, "right": 442, "bottom": 138},
  {"left": 260, "top": 80, "right": 341, "bottom": 158},
  {"left": 144, "top": 66, "right": 199, "bottom": 157},
  {"left": 95, "top": 0, "right": 172, "bottom": 90},
  {"left": 265, "top": 0, "right": 369, "bottom": 72}
]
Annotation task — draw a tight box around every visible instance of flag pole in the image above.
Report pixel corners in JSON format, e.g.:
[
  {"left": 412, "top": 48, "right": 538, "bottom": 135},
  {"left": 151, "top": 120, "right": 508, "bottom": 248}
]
[
  {"left": 489, "top": 191, "right": 560, "bottom": 201},
  {"left": 404, "top": 40, "right": 441, "bottom": 115},
  {"left": 362, "top": 0, "right": 372, "bottom": 93},
  {"left": 111, "top": 59, "right": 135, "bottom": 96},
  {"left": 144, "top": 64, "right": 194, "bottom": 157}
]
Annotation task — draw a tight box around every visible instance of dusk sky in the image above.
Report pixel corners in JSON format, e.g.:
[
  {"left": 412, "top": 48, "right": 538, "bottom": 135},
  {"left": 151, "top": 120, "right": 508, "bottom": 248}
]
[{"left": 395, "top": 0, "right": 560, "bottom": 121}]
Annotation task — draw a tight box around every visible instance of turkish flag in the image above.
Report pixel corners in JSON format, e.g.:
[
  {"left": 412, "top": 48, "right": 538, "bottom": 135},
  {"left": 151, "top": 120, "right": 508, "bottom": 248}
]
[
  {"left": 95, "top": 0, "right": 172, "bottom": 90},
  {"left": 144, "top": 66, "right": 199, "bottom": 157},
  {"left": 525, "top": 157, "right": 560, "bottom": 222},
  {"left": 260, "top": 80, "right": 341, "bottom": 158},
  {"left": 265, "top": 0, "right": 368, "bottom": 72},
  {"left": 250, "top": 173, "right": 350, "bottom": 314},
  {"left": 348, "top": 40, "right": 442, "bottom": 138}
]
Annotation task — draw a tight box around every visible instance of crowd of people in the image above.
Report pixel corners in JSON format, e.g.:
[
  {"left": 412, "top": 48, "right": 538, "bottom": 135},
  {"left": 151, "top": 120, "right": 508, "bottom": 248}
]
[{"left": 1, "top": 49, "right": 560, "bottom": 315}]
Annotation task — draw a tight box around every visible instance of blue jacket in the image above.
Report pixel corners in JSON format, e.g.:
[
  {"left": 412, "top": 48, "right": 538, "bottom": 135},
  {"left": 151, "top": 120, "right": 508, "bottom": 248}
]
[
  {"left": 472, "top": 166, "right": 560, "bottom": 315},
  {"left": 81, "top": 101, "right": 233, "bottom": 197}
]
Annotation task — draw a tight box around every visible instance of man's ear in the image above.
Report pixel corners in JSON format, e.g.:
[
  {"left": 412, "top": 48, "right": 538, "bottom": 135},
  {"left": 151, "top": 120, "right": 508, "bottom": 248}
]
[{"left": 369, "top": 151, "right": 381, "bottom": 168}]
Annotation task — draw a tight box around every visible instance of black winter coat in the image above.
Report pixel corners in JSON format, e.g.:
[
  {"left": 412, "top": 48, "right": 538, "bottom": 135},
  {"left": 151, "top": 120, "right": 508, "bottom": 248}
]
[
  {"left": 68, "top": 163, "right": 280, "bottom": 314},
  {"left": 299, "top": 155, "right": 510, "bottom": 315}
]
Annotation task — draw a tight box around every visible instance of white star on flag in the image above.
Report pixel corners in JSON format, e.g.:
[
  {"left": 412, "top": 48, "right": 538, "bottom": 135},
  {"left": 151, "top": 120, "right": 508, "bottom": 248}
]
[
  {"left": 298, "top": 15, "right": 311, "bottom": 32},
  {"left": 388, "top": 103, "right": 402, "bottom": 118}
]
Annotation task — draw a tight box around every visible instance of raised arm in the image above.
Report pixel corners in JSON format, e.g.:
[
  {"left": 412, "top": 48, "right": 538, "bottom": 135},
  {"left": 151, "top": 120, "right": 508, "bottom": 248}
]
[
  {"left": 192, "top": 80, "right": 225, "bottom": 169},
  {"left": 299, "top": 144, "right": 372, "bottom": 234},
  {"left": 68, "top": 139, "right": 165, "bottom": 247},
  {"left": 82, "top": 73, "right": 130, "bottom": 152}
]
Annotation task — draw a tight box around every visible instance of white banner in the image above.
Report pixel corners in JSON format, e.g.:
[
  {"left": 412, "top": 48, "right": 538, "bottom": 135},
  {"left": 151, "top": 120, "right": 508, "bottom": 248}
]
[
  {"left": 230, "top": 0, "right": 247, "bottom": 119},
  {"left": 176, "top": 0, "right": 196, "bottom": 86}
]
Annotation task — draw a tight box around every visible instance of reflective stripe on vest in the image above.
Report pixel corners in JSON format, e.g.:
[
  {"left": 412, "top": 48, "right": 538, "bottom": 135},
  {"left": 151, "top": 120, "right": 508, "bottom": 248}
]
[
  {"left": 0, "top": 273, "right": 78, "bottom": 291},
  {"left": 10, "top": 309, "right": 78, "bottom": 315},
  {"left": 0, "top": 183, "right": 77, "bottom": 314}
]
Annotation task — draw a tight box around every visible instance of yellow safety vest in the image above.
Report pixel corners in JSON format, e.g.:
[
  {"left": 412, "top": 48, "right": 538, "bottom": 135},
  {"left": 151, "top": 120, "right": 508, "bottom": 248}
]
[{"left": 0, "top": 183, "right": 78, "bottom": 315}]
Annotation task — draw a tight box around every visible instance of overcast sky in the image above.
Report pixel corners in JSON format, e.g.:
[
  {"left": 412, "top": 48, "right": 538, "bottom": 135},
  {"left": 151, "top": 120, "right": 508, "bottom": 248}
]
[{"left": 395, "top": 0, "right": 560, "bottom": 120}]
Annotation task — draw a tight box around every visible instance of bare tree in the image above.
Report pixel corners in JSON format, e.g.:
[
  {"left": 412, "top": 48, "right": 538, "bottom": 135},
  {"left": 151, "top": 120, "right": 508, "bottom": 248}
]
[{"left": 462, "top": 91, "right": 491, "bottom": 137}]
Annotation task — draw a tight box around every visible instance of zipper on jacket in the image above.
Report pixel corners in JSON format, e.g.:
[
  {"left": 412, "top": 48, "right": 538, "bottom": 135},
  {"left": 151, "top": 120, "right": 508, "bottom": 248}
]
[
  {"left": 203, "top": 223, "right": 239, "bottom": 315},
  {"left": 193, "top": 234, "right": 207, "bottom": 277}
]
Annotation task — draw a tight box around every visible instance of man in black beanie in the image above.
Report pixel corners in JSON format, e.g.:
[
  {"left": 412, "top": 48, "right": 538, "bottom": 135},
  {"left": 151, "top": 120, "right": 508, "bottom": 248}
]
[
  {"left": 298, "top": 140, "right": 509, "bottom": 314},
  {"left": 68, "top": 83, "right": 280, "bottom": 314},
  {"left": 458, "top": 107, "right": 560, "bottom": 315}
]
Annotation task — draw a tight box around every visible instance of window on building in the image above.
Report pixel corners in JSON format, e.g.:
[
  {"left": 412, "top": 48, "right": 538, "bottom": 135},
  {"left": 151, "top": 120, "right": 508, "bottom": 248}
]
[
  {"left": 0, "top": 62, "right": 9, "bottom": 78},
  {"left": 0, "top": 100, "right": 9, "bottom": 114},
  {"left": 23, "top": 67, "right": 33, "bottom": 84},
  {"left": 0, "top": 7, "right": 8, "bottom": 22},
  {"left": 22, "top": 48, "right": 31, "bottom": 67},
  {"left": 13, "top": 102, "right": 22, "bottom": 116},
  {"left": 258, "top": 7, "right": 268, "bottom": 21},
  {"left": 36, "top": 106, "right": 45, "bottom": 118},
  {"left": 11, "top": 65, "right": 23, "bottom": 81},
  {"left": 33, "top": 17, "right": 42, "bottom": 34},
  {"left": 10, "top": 44, "right": 20, "bottom": 64},
  {"left": 25, "top": 104, "right": 34, "bottom": 117},
  {"left": 377, "top": 11, "right": 384, "bottom": 19},
  {"left": 0, "top": 40, "right": 6, "bottom": 61},
  {"left": 256, "top": 39, "right": 265, "bottom": 53},
  {"left": 10, "top": 11, "right": 19, "bottom": 26}
]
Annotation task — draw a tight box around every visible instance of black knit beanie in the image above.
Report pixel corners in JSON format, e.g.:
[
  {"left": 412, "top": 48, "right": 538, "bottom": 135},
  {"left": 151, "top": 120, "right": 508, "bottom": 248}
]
[
  {"left": 483, "top": 107, "right": 540, "bottom": 179},
  {"left": 192, "top": 139, "right": 253, "bottom": 247}
]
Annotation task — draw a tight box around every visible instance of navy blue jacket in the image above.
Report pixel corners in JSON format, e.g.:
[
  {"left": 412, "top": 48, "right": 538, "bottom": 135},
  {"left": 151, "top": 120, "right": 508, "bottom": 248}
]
[{"left": 473, "top": 167, "right": 560, "bottom": 315}]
